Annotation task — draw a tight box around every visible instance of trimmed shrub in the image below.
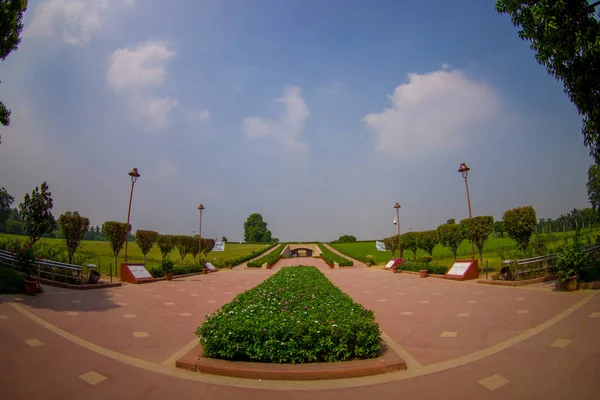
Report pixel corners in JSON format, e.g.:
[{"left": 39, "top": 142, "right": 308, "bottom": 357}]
[
  {"left": 197, "top": 266, "right": 381, "bottom": 363},
  {"left": 317, "top": 243, "right": 353, "bottom": 266},
  {"left": 247, "top": 244, "right": 285, "bottom": 267}
]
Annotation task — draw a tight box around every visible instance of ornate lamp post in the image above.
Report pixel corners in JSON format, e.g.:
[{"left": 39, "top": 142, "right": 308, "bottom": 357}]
[
  {"left": 198, "top": 204, "right": 204, "bottom": 261},
  {"left": 394, "top": 203, "right": 401, "bottom": 258},
  {"left": 458, "top": 163, "right": 475, "bottom": 260},
  {"left": 124, "top": 168, "right": 140, "bottom": 263}
]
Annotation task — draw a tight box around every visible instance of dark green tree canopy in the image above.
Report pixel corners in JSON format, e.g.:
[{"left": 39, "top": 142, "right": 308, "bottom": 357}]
[
  {"left": 337, "top": 235, "right": 357, "bottom": 243},
  {"left": 102, "top": 221, "right": 130, "bottom": 257},
  {"left": 460, "top": 216, "right": 494, "bottom": 263},
  {"left": 243, "top": 213, "right": 272, "bottom": 243},
  {"left": 0, "top": 0, "right": 28, "bottom": 137},
  {"left": 400, "top": 231, "right": 419, "bottom": 261},
  {"left": 503, "top": 205, "right": 538, "bottom": 252},
  {"left": 0, "top": 186, "right": 14, "bottom": 227},
  {"left": 58, "top": 211, "right": 90, "bottom": 264},
  {"left": 587, "top": 163, "right": 600, "bottom": 212},
  {"left": 496, "top": 0, "right": 600, "bottom": 162},
  {"left": 19, "top": 181, "right": 55, "bottom": 244},
  {"left": 437, "top": 223, "right": 465, "bottom": 260}
]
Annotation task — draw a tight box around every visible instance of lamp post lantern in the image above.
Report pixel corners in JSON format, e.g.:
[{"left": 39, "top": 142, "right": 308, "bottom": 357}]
[
  {"left": 198, "top": 204, "right": 205, "bottom": 261},
  {"left": 394, "top": 203, "right": 401, "bottom": 258},
  {"left": 458, "top": 163, "right": 475, "bottom": 260},
  {"left": 124, "top": 168, "right": 140, "bottom": 263}
]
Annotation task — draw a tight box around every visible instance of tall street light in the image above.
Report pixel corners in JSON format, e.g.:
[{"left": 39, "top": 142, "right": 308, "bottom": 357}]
[
  {"left": 198, "top": 204, "right": 205, "bottom": 262},
  {"left": 394, "top": 203, "right": 401, "bottom": 259},
  {"left": 124, "top": 168, "right": 140, "bottom": 263},
  {"left": 458, "top": 162, "right": 475, "bottom": 260}
]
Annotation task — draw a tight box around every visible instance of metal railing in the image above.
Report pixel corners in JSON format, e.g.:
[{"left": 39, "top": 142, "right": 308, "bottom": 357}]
[
  {"left": 0, "top": 249, "right": 84, "bottom": 285},
  {"left": 502, "top": 243, "right": 600, "bottom": 281}
]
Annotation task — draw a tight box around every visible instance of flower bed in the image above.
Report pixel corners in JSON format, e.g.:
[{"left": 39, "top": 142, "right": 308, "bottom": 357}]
[
  {"left": 196, "top": 266, "right": 381, "bottom": 363},
  {"left": 317, "top": 243, "right": 353, "bottom": 266},
  {"left": 246, "top": 244, "right": 285, "bottom": 268}
]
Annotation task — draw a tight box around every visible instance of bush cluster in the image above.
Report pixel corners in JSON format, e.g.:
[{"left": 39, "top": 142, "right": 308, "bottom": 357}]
[
  {"left": 197, "top": 266, "right": 381, "bottom": 363},
  {"left": 247, "top": 244, "right": 285, "bottom": 268},
  {"left": 399, "top": 261, "right": 448, "bottom": 275},
  {"left": 317, "top": 243, "right": 353, "bottom": 267},
  {"left": 148, "top": 262, "right": 206, "bottom": 278}
]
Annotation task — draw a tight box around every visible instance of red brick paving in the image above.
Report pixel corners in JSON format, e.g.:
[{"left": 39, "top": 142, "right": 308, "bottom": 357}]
[{"left": 0, "top": 258, "right": 598, "bottom": 399}]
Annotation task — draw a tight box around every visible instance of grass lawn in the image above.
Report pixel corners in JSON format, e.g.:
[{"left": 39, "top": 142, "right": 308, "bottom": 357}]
[
  {"left": 0, "top": 233, "right": 272, "bottom": 276},
  {"left": 329, "top": 228, "right": 600, "bottom": 270}
]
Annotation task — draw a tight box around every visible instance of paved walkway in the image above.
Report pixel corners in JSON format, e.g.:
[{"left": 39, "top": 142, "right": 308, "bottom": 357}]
[{"left": 1, "top": 258, "right": 599, "bottom": 399}]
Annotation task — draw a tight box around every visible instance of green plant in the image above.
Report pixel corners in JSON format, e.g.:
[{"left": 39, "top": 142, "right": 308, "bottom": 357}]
[
  {"left": 10, "top": 240, "right": 36, "bottom": 278},
  {"left": 156, "top": 234, "right": 176, "bottom": 261},
  {"left": 437, "top": 223, "right": 465, "bottom": 260},
  {"left": 556, "top": 233, "right": 588, "bottom": 283},
  {"left": 365, "top": 255, "right": 374, "bottom": 265},
  {"left": 416, "top": 230, "right": 439, "bottom": 256},
  {"left": 102, "top": 221, "right": 130, "bottom": 273},
  {"left": 19, "top": 181, "right": 56, "bottom": 245},
  {"left": 247, "top": 244, "right": 285, "bottom": 267},
  {"left": 460, "top": 216, "right": 494, "bottom": 264},
  {"left": 58, "top": 211, "right": 90, "bottom": 264},
  {"left": 196, "top": 266, "right": 381, "bottom": 363},
  {"left": 503, "top": 206, "right": 537, "bottom": 253},
  {"left": 161, "top": 259, "right": 174, "bottom": 274},
  {"left": 400, "top": 232, "right": 419, "bottom": 261},
  {"left": 317, "top": 243, "right": 353, "bottom": 266},
  {"left": 135, "top": 230, "right": 159, "bottom": 265}
]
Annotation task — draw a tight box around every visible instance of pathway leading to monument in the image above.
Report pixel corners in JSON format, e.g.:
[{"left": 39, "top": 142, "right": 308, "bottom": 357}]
[{"left": 0, "top": 258, "right": 598, "bottom": 399}]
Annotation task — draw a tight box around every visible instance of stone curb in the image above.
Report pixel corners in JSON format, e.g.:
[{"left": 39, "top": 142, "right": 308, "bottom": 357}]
[{"left": 176, "top": 341, "right": 406, "bottom": 381}]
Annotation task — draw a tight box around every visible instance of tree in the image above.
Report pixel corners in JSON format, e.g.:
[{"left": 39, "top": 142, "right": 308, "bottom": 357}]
[
  {"left": 437, "top": 223, "right": 465, "bottom": 260},
  {"left": 175, "top": 235, "right": 196, "bottom": 263},
  {"left": 156, "top": 234, "right": 176, "bottom": 262},
  {"left": 400, "top": 232, "right": 419, "bottom": 261},
  {"left": 201, "top": 238, "right": 216, "bottom": 257},
  {"left": 587, "top": 164, "right": 600, "bottom": 213},
  {"left": 243, "top": 213, "right": 272, "bottom": 242},
  {"left": 135, "top": 230, "right": 158, "bottom": 265},
  {"left": 58, "top": 211, "right": 90, "bottom": 264},
  {"left": 19, "top": 181, "right": 56, "bottom": 244},
  {"left": 337, "top": 235, "right": 357, "bottom": 243},
  {"left": 446, "top": 218, "right": 456, "bottom": 225},
  {"left": 383, "top": 235, "right": 401, "bottom": 258},
  {"left": 496, "top": 1, "right": 600, "bottom": 163},
  {"left": 0, "top": 186, "right": 14, "bottom": 228},
  {"left": 417, "top": 230, "right": 439, "bottom": 256},
  {"left": 494, "top": 220, "right": 505, "bottom": 237},
  {"left": 102, "top": 221, "right": 130, "bottom": 274},
  {"left": 0, "top": 0, "right": 28, "bottom": 141},
  {"left": 503, "top": 206, "right": 538, "bottom": 252},
  {"left": 221, "top": 236, "right": 228, "bottom": 242},
  {"left": 460, "top": 216, "right": 494, "bottom": 264}
]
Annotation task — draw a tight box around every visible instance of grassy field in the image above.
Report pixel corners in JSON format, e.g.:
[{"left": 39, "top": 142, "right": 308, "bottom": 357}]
[
  {"left": 329, "top": 228, "right": 600, "bottom": 270},
  {"left": 0, "top": 233, "right": 272, "bottom": 276}
]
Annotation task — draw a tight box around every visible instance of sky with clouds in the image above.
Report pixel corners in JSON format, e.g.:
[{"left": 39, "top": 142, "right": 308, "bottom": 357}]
[{"left": 0, "top": 0, "right": 592, "bottom": 242}]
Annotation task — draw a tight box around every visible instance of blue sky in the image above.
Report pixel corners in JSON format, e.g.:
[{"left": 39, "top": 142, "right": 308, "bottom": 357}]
[{"left": 0, "top": 0, "right": 592, "bottom": 242}]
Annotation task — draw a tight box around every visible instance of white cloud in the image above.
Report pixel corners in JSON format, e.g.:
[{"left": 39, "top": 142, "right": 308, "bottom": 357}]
[
  {"left": 194, "top": 109, "right": 210, "bottom": 122},
  {"left": 107, "top": 42, "right": 178, "bottom": 130},
  {"left": 129, "top": 96, "right": 179, "bottom": 130},
  {"left": 363, "top": 67, "right": 500, "bottom": 155},
  {"left": 242, "top": 85, "right": 309, "bottom": 152},
  {"left": 25, "top": 0, "right": 132, "bottom": 45},
  {"left": 107, "top": 42, "right": 175, "bottom": 91}
]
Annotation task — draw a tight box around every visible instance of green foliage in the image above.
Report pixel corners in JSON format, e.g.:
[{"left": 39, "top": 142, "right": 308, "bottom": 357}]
[
  {"left": 460, "top": 216, "right": 494, "bottom": 263},
  {"left": 0, "top": 187, "right": 14, "bottom": 227},
  {"left": 317, "top": 243, "right": 353, "bottom": 266},
  {"left": 247, "top": 244, "right": 285, "bottom": 267},
  {"left": 156, "top": 234, "right": 176, "bottom": 261},
  {"left": 0, "top": 265, "right": 24, "bottom": 293},
  {"left": 496, "top": 0, "right": 600, "bottom": 163},
  {"left": 336, "top": 235, "right": 357, "bottom": 243},
  {"left": 503, "top": 206, "right": 537, "bottom": 252},
  {"left": 221, "top": 236, "right": 228, "bottom": 242},
  {"left": 446, "top": 218, "right": 456, "bottom": 225},
  {"left": 10, "top": 239, "right": 36, "bottom": 277},
  {"left": 556, "top": 232, "right": 588, "bottom": 283},
  {"left": 416, "top": 230, "right": 439, "bottom": 256},
  {"left": 161, "top": 258, "right": 174, "bottom": 274},
  {"left": 135, "top": 230, "right": 159, "bottom": 264},
  {"left": 365, "top": 255, "right": 375, "bottom": 265},
  {"left": 0, "top": 0, "right": 28, "bottom": 135},
  {"left": 400, "top": 231, "right": 419, "bottom": 261},
  {"left": 531, "top": 234, "right": 549, "bottom": 256},
  {"left": 397, "top": 260, "right": 447, "bottom": 275},
  {"left": 175, "top": 235, "right": 196, "bottom": 263},
  {"left": 58, "top": 211, "right": 90, "bottom": 264},
  {"left": 383, "top": 235, "right": 400, "bottom": 258},
  {"left": 494, "top": 220, "right": 505, "bottom": 237},
  {"left": 243, "top": 213, "right": 272, "bottom": 243},
  {"left": 201, "top": 238, "right": 216, "bottom": 257},
  {"left": 587, "top": 163, "right": 600, "bottom": 213},
  {"left": 197, "top": 266, "right": 381, "bottom": 363},
  {"left": 101, "top": 221, "right": 130, "bottom": 257},
  {"left": 19, "top": 181, "right": 56, "bottom": 244},
  {"left": 437, "top": 223, "right": 465, "bottom": 260}
]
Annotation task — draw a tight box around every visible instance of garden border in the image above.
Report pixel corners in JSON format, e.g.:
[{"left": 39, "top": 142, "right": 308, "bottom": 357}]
[
  {"left": 176, "top": 340, "right": 406, "bottom": 380},
  {"left": 477, "top": 274, "right": 559, "bottom": 287}
]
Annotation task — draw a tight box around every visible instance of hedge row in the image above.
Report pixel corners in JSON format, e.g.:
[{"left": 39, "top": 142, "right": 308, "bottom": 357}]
[
  {"left": 210, "top": 243, "right": 278, "bottom": 268},
  {"left": 400, "top": 261, "right": 448, "bottom": 275},
  {"left": 247, "top": 244, "right": 285, "bottom": 268},
  {"left": 317, "top": 244, "right": 353, "bottom": 266},
  {"left": 148, "top": 263, "right": 207, "bottom": 278},
  {"left": 197, "top": 266, "right": 381, "bottom": 363}
]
